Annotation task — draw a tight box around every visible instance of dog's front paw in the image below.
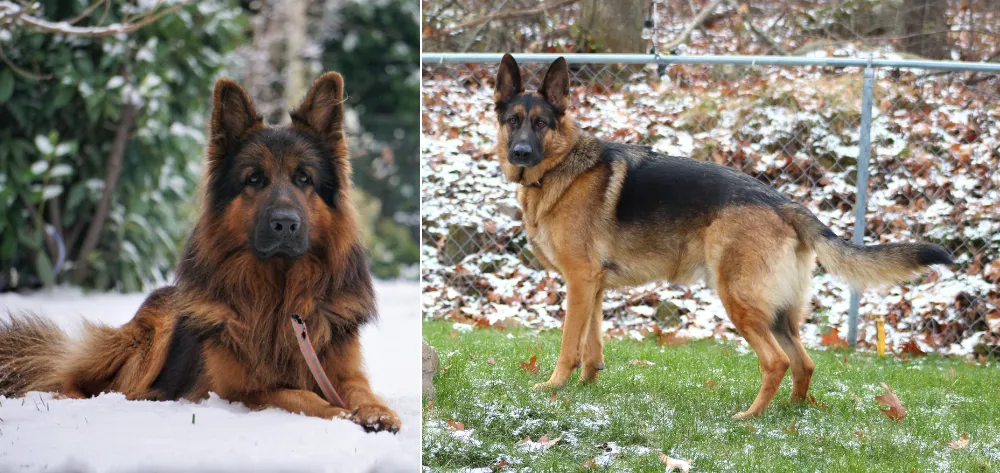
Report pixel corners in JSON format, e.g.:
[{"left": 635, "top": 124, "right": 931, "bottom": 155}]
[
  {"left": 731, "top": 410, "right": 760, "bottom": 421},
  {"left": 349, "top": 404, "right": 401, "bottom": 433},
  {"left": 532, "top": 379, "right": 567, "bottom": 391}
]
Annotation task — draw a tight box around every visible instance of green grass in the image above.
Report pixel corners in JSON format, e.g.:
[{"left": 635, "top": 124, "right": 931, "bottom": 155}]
[{"left": 422, "top": 320, "right": 1000, "bottom": 472}]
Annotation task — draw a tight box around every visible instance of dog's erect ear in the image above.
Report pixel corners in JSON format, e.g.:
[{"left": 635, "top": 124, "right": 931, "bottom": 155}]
[
  {"left": 210, "top": 79, "right": 262, "bottom": 155},
  {"left": 291, "top": 72, "right": 345, "bottom": 145},
  {"left": 539, "top": 57, "right": 570, "bottom": 114},
  {"left": 494, "top": 53, "right": 523, "bottom": 106}
]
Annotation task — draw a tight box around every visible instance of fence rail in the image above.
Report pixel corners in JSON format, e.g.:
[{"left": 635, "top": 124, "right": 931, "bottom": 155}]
[
  {"left": 422, "top": 53, "right": 1000, "bottom": 72},
  {"left": 420, "top": 53, "right": 1000, "bottom": 356}
]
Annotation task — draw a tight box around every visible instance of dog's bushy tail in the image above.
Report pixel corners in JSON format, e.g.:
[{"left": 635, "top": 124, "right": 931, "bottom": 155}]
[
  {"left": 781, "top": 204, "right": 952, "bottom": 288},
  {"left": 0, "top": 313, "right": 70, "bottom": 396}
]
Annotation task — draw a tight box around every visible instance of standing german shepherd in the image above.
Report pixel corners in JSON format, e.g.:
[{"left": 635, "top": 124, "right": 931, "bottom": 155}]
[
  {"left": 0, "top": 73, "right": 400, "bottom": 432},
  {"left": 493, "top": 54, "right": 952, "bottom": 419}
]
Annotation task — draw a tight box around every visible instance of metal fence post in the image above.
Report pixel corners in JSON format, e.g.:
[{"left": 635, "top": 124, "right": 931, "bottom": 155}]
[{"left": 847, "top": 57, "right": 876, "bottom": 348}]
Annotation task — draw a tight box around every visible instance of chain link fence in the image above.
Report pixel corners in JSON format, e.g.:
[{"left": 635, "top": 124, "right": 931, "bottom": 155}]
[{"left": 421, "top": 53, "right": 1000, "bottom": 357}]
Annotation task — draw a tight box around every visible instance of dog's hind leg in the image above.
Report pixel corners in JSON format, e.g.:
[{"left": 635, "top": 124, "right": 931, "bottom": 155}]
[
  {"left": 774, "top": 257, "right": 816, "bottom": 403},
  {"left": 723, "top": 296, "right": 789, "bottom": 420},
  {"left": 579, "top": 289, "right": 605, "bottom": 383},
  {"left": 772, "top": 302, "right": 815, "bottom": 404},
  {"left": 535, "top": 268, "right": 601, "bottom": 391}
]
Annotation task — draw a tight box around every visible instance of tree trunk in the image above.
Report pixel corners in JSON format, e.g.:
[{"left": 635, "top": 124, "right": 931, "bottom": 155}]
[
  {"left": 284, "top": 0, "right": 309, "bottom": 123},
  {"left": 899, "top": 0, "right": 948, "bottom": 59},
  {"left": 580, "top": 0, "right": 646, "bottom": 53},
  {"left": 72, "top": 102, "right": 137, "bottom": 284}
]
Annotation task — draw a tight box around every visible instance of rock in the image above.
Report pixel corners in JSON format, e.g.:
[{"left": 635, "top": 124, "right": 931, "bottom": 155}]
[
  {"left": 422, "top": 339, "right": 440, "bottom": 400},
  {"left": 654, "top": 301, "right": 682, "bottom": 326},
  {"left": 495, "top": 202, "right": 521, "bottom": 221},
  {"left": 440, "top": 223, "right": 479, "bottom": 265},
  {"left": 517, "top": 247, "right": 547, "bottom": 271}
]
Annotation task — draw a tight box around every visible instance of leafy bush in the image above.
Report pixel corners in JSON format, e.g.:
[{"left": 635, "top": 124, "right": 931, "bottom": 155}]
[{"left": 0, "top": 1, "right": 246, "bottom": 291}]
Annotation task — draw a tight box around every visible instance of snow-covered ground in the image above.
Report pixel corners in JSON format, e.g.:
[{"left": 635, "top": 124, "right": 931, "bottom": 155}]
[{"left": 0, "top": 281, "right": 420, "bottom": 473}]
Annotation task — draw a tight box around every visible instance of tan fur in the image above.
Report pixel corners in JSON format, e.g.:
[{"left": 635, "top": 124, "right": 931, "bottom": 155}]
[
  {"left": 0, "top": 73, "right": 398, "bottom": 433},
  {"left": 502, "top": 121, "right": 832, "bottom": 416},
  {"left": 492, "top": 56, "right": 948, "bottom": 419}
]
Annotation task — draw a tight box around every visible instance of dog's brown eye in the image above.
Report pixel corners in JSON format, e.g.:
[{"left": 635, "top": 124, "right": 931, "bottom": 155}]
[
  {"left": 507, "top": 116, "right": 518, "bottom": 126},
  {"left": 295, "top": 170, "right": 311, "bottom": 187},
  {"left": 534, "top": 118, "right": 546, "bottom": 128},
  {"left": 246, "top": 172, "right": 265, "bottom": 188}
]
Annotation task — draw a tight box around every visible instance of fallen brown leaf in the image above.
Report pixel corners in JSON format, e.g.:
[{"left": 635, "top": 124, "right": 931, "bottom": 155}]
[
  {"left": 900, "top": 340, "right": 926, "bottom": 357},
  {"left": 447, "top": 419, "right": 465, "bottom": 431},
  {"left": 537, "top": 434, "right": 561, "bottom": 447},
  {"left": 821, "top": 327, "right": 849, "bottom": 349},
  {"left": 849, "top": 391, "right": 861, "bottom": 408},
  {"left": 520, "top": 355, "right": 539, "bottom": 375},
  {"left": 657, "top": 452, "right": 692, "bottom": 472},
  {"left": 487, "top": 357, "right": 496, "bottom": 365},
  {"left": 948, "top": 433, "right": 970, "bottom": 449},
  {"left": 629, "top": 359, "right": 656, "bottom": 367},
  {"left": 515, "top": 434, "right": 561, "bottom": 450},
  {"left": 876, "top": 382, "right": 906, "bottom": 422},
  {"left": 657, "top": 331, "right": 689, "bottom": 346}
]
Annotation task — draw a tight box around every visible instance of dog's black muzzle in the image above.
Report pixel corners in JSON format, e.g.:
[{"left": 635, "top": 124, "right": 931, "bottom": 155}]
[
  {"left": 508, "top": 142, "right": 542, "bottom": 167},
  {"left": 253, "top": 207, "right": 308, "bottom": 258}
]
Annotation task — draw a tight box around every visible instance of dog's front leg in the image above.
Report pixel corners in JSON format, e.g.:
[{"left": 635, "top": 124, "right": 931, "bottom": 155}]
[
  {"left": 322, "top": 334, "right": 401, "bottom": 433},
  {"left": 239, "top": 388, "right": 351, "bottom": 420},
  {"left": 579, "top": 289, "right": 606, "bottom": 383},
  {"left": 534, "top": 270, "right": 601, "bottom": 391}
]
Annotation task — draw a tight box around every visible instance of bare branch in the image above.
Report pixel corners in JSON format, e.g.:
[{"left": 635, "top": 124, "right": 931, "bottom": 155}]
[
  {"left": 661, "top": 0, "right": 725, "bottom": 51},
  {"left": 0, "top": 43, "right": 51, "bottom": 80},
  {"left": 72, "top": 102, "right": 137, "bottom": 284},
  {"left": 725, "top": 0, "right": 787, "bottom": 55},
  {"left": 67, "top": 0, "right": 107, "bottom": 26},
  {"left": 0, "top": 0, "right": 189, "bottom": 38},
  {"left": 433, "top": 0, "right": 581, "bottom": 36}
]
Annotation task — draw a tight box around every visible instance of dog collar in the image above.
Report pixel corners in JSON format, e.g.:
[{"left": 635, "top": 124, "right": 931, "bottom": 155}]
[
  {"left": 518, "top": 167, "right": 546, "bottom": 188},
  {"left": 522, "top": 177, "right": 543, "bottom": 188}
]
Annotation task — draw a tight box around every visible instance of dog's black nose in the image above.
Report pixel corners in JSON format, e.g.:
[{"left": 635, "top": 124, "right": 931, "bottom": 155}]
[
  {"left": 511, "top": 143, "right": 532, "bottom": 162},
  {"left": 269, "top": 209, "right": 301, "bottom": 236}
]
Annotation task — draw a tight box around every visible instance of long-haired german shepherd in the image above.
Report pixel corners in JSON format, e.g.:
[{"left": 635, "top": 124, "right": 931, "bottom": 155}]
[
  {"left": 493, "top": 54, "right": 952, "bottom": 419},
  {"left": 0, "top": 73, "right": 400, "bottom": 432}
]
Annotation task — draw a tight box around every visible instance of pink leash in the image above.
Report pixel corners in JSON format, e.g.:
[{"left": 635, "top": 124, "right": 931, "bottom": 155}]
[{"left": 290, "top": 313, "right": 347, "bottom": 409}]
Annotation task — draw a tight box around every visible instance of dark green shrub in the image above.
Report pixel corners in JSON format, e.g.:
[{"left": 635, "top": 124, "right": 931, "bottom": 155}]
[
  {"left": 0, "top": 1, "right": 247, "bottom": 291},
  {"left": 322, "top": 0, "right": 419, "bottom": 279}
]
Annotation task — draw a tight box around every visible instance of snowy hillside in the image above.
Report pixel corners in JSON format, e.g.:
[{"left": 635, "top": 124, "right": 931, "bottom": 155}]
[{"left": 0, "top": 281, "right": 420, "bottom": 473}]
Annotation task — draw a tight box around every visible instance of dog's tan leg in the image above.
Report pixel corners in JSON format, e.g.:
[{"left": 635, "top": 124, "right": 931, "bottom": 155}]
[
  {"left": 240, "top": 388, "right": 350, "bottom": 420},
  {"left": 722, "top": 294, "right": 789, "bottom": 420},
  {"left": 579, "top": 289, "right": 605, "bottom": 383},
  {"left": 323, "top": 334, "right": 401, "bottom": 433},
  {"left": 535, "top": 271, "right": 600, "bottom": 391}
]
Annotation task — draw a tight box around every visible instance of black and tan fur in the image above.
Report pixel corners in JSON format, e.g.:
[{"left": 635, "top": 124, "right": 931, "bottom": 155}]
[
  {"left": 0, "top": 73, "right": 400, "bottom": 432},
  {"left": 493, "top": 54, "right": 952, "bottom": 419}
]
